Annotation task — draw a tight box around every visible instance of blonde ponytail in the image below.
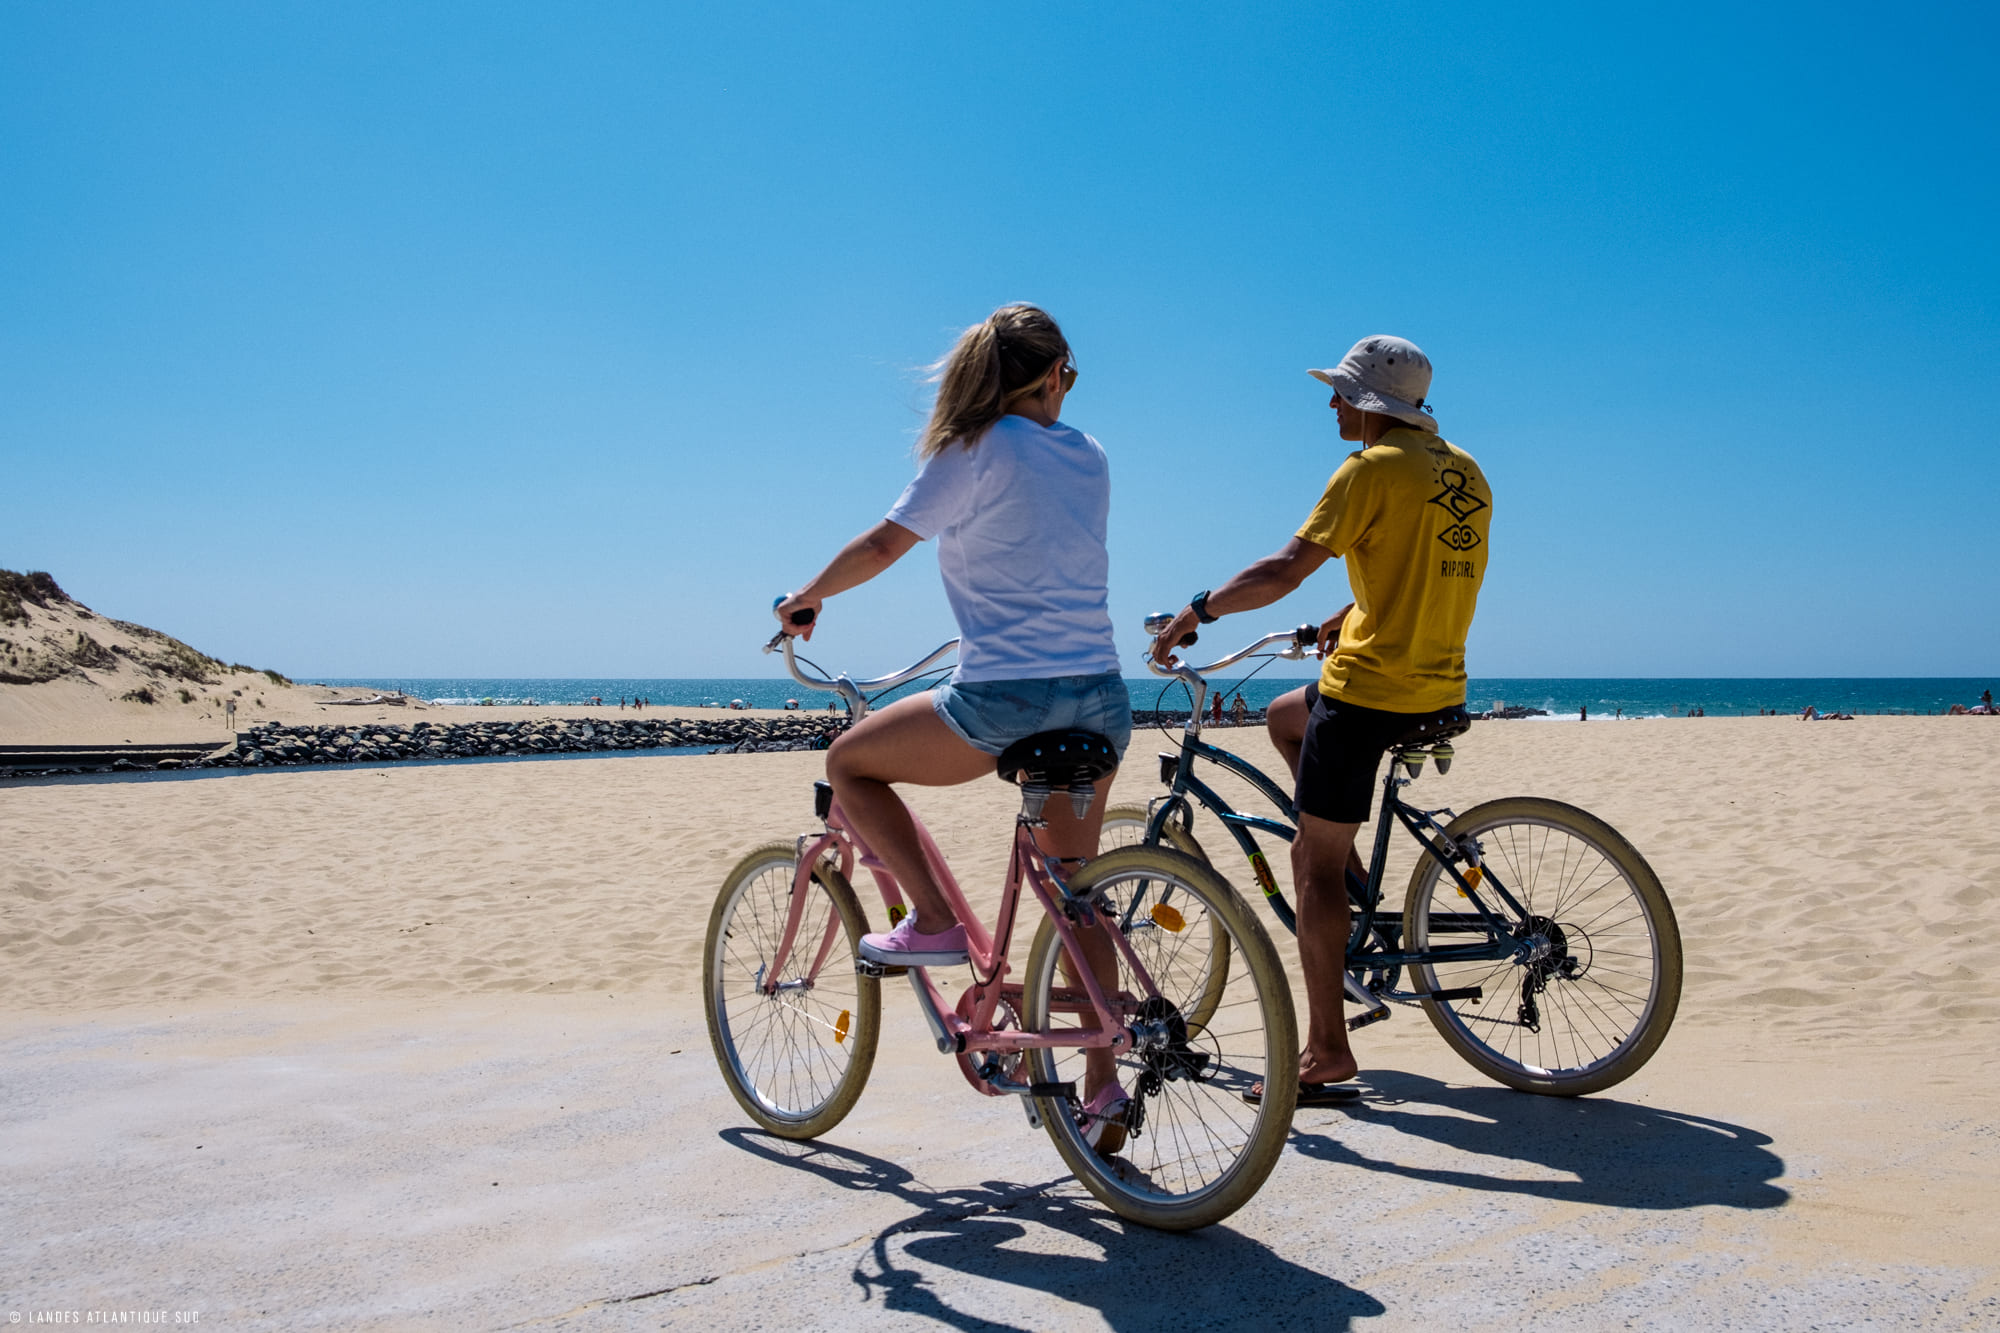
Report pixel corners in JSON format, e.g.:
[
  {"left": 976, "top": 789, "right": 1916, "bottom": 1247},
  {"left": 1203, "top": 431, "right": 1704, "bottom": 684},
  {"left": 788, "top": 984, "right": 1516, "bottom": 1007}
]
[{"left": 918, "top": 304, "right": 1070, "bottom": 458}]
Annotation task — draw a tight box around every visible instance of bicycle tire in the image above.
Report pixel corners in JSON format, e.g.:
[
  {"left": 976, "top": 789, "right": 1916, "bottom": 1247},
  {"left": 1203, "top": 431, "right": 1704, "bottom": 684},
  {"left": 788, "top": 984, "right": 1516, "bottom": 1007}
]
[
  {"left": 1403, "top": 798, "right": 1681, "bottom": 1096},
  {"left": 1021, "top": 845, "right": 1298, "bottom": 1231},
  {"left": 1101, "top": 805, "right": 1231, "bottom": 1031},
  {"left": 704, "top": 841, "right": 881, "bottom": 1137}
]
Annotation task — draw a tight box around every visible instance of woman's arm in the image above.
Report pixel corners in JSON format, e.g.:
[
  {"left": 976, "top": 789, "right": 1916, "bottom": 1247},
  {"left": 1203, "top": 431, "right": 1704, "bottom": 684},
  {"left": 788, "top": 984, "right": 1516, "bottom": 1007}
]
[{"left": 774, "top": 519, "right": 922, "bottom": 638}]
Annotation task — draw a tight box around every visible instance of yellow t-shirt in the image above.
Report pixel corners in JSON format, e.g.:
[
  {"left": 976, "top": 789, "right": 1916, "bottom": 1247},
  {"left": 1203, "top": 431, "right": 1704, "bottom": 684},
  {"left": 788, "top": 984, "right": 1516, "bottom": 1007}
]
[{"left": 1295, "top": 427, "right": 1492, "bottom": 712}]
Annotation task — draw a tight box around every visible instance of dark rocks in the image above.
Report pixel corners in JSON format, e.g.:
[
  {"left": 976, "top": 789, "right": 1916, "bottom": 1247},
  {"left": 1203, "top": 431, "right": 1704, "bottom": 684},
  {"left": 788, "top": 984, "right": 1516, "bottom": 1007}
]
[{"left": 194, "top": 714, "right": 855, "bottom": 769}]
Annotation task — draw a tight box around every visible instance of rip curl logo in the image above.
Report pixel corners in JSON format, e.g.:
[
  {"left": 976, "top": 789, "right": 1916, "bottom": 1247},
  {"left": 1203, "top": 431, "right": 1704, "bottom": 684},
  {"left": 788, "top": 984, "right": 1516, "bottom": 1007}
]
[{"left": 1429, "top": 468, "right": 1486, "bottom": 551}]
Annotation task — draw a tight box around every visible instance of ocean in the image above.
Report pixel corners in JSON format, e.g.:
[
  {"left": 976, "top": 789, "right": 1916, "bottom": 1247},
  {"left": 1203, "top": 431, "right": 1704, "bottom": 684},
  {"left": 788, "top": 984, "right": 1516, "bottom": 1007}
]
[{"left": 311, "top": 674, "right": 1995, "bottom": 719}]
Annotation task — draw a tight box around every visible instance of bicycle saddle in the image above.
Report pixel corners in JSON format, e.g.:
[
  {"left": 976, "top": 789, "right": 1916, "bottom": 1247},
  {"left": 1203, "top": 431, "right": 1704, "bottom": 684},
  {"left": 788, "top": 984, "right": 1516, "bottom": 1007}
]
[
  {"left": 995, "top": 729, "right": 1120, "bottom": 790},
  {"left": 1385, "top": 706, "right": 1471, "bottom": 754}
]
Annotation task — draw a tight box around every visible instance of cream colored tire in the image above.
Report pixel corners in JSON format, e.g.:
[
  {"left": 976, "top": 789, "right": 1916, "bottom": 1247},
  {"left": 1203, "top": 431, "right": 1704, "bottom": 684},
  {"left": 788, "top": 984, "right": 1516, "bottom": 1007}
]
[
  {"left": 704, "top": 842, "right": 880, "bottom": 1137},
  {"left": 1022, "top": 846, "right": 1297, "bottom": 1231}
]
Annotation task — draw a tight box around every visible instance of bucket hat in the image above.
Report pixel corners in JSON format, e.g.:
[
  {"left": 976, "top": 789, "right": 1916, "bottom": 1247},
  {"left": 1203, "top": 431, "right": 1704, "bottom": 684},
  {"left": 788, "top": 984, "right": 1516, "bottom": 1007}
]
[{"left": 1308, "top": 335, "right": 1437, "bottom": 432}]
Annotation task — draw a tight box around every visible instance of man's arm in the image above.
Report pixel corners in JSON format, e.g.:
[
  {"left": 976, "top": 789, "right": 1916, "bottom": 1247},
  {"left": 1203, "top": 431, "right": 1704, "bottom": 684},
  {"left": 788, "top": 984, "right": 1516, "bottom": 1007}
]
[{"left": 1149, "top": 537, "right": 1332, "bottom": 666}]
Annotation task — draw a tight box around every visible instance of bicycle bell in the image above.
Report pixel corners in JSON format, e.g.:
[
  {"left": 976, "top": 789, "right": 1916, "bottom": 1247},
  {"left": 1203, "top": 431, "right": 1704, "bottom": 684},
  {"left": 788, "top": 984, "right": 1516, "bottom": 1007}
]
[{"left": 1143, "top": 612, "right": 1177, "bottom": 636}]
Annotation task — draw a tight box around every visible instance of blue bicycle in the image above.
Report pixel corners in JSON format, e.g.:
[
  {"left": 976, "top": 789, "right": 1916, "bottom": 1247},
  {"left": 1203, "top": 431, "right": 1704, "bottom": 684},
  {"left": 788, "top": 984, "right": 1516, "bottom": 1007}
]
[{"left": 1104, "top": 619, "right": 1682, "bottom": 1096}]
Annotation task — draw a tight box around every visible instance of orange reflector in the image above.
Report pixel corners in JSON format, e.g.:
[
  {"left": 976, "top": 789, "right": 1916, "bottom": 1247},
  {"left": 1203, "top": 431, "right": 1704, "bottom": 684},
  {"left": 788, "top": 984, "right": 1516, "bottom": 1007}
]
[
  {"left": 1151, "top": 903, "right": 1186, "bottom": 933},
  {"left": 1457, "top": 865, "right": 1484, "bottom": 899},
  {"left": 834, "top": 1010, "right": 852, "bottom": 1045}
]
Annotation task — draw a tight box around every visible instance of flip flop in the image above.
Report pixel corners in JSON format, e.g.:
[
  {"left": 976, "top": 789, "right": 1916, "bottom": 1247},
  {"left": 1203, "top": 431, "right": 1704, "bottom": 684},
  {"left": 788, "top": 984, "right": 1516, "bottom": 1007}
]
[{"left": 1242, "top": 1080, "right": 1363, "bottom": 1107}]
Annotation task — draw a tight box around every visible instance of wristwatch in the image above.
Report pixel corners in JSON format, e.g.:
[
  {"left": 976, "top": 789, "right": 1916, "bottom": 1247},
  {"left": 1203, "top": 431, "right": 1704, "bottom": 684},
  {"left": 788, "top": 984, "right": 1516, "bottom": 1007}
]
[{"left": 1190, "top": 590, "right": 1219, "bottom": 624}]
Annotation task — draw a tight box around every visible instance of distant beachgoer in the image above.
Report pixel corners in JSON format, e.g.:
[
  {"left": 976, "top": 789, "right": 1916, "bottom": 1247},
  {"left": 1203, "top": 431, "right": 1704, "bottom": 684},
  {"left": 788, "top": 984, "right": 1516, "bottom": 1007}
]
[
  {"left": 1950, "top": 703, "right": 1969, "bottom": 715},
  {"left": 1579, "top": 704, "right": 1587, "bottom": 722},
  {"left": 1615, "top": 707, "right": 1622, "bottom": 719},
  {"left": 1211, "top": 692, "right": 1224, "bottom": 724},
  {"left": 1985, "top": 689, "right": 1994, "bottom": 709},
  {"left": 1801, "top": 705, "right": 1818, "bottom": 720},
  {"left": 1231, "top": 695, "right": 1249, "bottom": 727}
]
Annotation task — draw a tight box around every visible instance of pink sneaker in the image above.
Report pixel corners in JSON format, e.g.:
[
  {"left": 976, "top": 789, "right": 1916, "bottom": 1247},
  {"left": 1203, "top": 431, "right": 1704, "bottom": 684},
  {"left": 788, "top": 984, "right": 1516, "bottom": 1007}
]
[
  {"left": 1079, "top": 1083, "right": 1131, "bottom": 1157},
  {"left": 859, "top": 915, "right": 970, "bottom": 968}
]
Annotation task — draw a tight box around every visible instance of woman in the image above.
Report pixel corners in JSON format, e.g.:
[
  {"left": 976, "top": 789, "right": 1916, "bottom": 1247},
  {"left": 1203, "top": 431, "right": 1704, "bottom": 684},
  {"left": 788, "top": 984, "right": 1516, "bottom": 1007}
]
[{"left": 774, "top": 302, "right": 1131, "bottom": 1143}]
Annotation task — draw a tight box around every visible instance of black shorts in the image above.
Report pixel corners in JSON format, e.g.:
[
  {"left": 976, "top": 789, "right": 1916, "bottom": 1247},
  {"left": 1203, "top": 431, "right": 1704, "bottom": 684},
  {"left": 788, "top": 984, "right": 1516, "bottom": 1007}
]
[{"left": 1295, "top": 691, "right": 1469, "bottom": 825}]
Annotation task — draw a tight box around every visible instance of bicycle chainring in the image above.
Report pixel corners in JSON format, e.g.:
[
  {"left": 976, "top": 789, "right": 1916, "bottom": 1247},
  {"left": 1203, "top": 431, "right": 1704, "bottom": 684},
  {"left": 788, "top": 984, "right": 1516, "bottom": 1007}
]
[{"left": 953, "top": 990, "right": 1023, "bottom": 1096}]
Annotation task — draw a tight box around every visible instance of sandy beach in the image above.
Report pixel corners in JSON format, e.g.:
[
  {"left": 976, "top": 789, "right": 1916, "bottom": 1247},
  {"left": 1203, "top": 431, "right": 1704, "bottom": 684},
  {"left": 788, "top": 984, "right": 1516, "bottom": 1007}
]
[{"left": 4, "top": 716, "right": 1998, "bottom": 1328}]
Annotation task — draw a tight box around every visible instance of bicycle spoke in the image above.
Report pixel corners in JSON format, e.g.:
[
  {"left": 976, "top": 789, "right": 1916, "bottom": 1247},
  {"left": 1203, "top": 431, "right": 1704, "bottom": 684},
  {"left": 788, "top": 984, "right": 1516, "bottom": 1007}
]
[{"left": 1408, "top": 800, "right": 1680, "bottom": 1094}]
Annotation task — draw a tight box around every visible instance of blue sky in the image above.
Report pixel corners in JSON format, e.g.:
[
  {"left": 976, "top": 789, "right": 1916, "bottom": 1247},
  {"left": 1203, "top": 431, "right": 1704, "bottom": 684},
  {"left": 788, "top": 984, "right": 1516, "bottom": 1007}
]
[{"left": 2, "top": 3, "right": 1994, "bottom": 680}]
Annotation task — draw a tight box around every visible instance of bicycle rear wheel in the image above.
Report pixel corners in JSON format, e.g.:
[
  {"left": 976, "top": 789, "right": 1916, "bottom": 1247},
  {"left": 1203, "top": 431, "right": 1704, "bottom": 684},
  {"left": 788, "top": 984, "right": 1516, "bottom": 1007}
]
[
  {"left": 704, "top": 841, "right": 880, "bottom": 1137},
  {"left": 1403, "top": 798, "right": 1681, "bottom": 1096},
  {"left": 1021, "top": 846, "right": 1297, "bottom": 1231},
  {"left": 1101, "top": 805, "right": 1231, "bottom": 1031}
]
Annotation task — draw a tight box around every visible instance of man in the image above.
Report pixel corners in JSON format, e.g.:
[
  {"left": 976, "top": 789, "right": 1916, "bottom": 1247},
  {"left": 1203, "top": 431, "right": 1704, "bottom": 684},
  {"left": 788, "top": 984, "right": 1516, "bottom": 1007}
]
[{"left": 1150, "top": 335, "right": 1492, "bottom": 1103}]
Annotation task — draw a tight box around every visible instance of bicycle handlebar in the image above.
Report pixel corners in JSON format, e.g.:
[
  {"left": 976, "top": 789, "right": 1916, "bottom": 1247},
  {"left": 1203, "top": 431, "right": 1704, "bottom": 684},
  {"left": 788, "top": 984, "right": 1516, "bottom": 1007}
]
[
  {"left": 763, "top": 598, "right": 959, "bottom": 721},
  {"left": 1142, "top": 618, "right": 1317, "bottom": 681}
]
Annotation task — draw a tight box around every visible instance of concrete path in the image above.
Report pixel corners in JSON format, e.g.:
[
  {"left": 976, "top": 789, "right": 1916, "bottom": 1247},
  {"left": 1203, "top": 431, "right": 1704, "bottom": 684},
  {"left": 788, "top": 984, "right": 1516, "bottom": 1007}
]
[{"left": 3, "top": 998, "right": 1994, "bottom": 1331}]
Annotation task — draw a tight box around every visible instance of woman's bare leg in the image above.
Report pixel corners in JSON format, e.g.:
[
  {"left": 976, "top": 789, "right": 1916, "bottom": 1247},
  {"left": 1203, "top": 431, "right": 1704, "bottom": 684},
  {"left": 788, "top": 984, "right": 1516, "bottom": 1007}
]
[
  {"left": 824, "top": 694, "right": 992, "bottom": 929},
  {"left": 1040, "top": 770, "right": 1120, "bottom": 1102},
  {"left": 831, "top": 699, "right": 1124, "bottom": 1102}
]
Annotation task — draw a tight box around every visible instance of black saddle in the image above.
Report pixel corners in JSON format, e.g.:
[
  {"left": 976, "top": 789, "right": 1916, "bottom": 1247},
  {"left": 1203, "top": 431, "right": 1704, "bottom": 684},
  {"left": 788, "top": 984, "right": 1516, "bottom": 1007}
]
[
  {"left": 1385, "top": 705, "right": 1471, "bottom": 753},
  {"left": 995, "top": 729, "right": 1120, "bottom": 790}
]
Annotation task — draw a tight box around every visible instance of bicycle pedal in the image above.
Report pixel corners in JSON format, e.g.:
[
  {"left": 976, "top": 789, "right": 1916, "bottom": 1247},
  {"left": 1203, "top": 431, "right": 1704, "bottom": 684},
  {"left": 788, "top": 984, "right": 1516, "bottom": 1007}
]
[
  {"left": 1423, "top": 987, "right": 1484, "bottom": 1003},
  {"left": 853, "top": 959, "right": 895, "bottom": 978},
  {"left": 1347, "top": 1005, "right": 1392, "bottom": 1032}
]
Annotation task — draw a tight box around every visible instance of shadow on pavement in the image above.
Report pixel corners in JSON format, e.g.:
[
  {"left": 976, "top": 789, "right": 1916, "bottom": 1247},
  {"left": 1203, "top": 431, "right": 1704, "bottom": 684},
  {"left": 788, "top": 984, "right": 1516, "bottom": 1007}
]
[
  {"left": 1287, "top": 1069, "right": 1789, "bottom": 1210},
  {"left": 723, "top": 1128, "right": 1385, "bottom": 1332}
]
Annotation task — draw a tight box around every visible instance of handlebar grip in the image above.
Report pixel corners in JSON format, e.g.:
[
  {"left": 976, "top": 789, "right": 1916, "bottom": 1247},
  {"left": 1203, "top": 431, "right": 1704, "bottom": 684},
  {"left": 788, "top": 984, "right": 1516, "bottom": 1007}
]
[
  {"left": 1295, "top": 624, "right": 1317, "bottom": 646},
  {"left": 772, "top": 596, "right": 816, "bottom": 627},
  {"left": 1178, "top": 631, "right": 1198, "bottom": 648}
]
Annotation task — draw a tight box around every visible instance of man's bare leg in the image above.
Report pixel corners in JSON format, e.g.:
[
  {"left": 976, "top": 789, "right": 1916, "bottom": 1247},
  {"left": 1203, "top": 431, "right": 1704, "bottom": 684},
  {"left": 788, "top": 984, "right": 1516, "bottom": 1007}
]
[
  {"left": 1266, "top": 685, "right": 1312, "bottom": 778},
  {"left": 1272, "top": 686, "right": 1369, "bottom": 893},
  {"left": 1292, "top": 810, "right": 1363, "bottom": 1085}
]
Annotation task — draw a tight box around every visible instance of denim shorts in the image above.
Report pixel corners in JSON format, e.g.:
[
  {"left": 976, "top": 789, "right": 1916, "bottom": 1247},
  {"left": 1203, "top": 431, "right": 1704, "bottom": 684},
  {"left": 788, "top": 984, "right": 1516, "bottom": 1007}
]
[{"left": 932, "top": 671, "right": 1132, "bottom": 760}]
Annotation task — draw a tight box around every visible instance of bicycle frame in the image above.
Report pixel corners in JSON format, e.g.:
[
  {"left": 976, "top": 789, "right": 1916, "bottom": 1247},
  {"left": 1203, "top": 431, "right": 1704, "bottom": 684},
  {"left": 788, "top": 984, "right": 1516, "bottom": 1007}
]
[
  {"left": 770, "top": 801, "right": 1159, "bottom": 1070},
  {"left": 1141, "top": 634, "right": 1543, "bottom": 1004},
  {"left": 758, "top": 634, "right": 1157, "bottom": 1088}
]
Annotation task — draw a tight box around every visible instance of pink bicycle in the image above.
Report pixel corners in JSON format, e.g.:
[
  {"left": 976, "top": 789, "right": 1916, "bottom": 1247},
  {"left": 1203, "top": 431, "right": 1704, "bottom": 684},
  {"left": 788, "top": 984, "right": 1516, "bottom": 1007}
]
[{"left": 702, "top": 631, "right": 1299, "bottom": 1230}]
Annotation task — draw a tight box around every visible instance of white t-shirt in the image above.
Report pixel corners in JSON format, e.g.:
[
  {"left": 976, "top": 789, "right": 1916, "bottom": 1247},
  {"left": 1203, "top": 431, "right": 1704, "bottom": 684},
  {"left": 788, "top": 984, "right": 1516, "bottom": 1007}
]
[{"left": 886, "top": 414, "right": 1120, "bottom": 683}]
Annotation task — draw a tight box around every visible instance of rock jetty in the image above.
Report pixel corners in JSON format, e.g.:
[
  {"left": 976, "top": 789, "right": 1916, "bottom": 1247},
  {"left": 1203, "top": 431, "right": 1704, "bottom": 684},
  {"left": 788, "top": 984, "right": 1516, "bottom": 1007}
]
[{"left": 195, "top": 715, "right": 849, "bottom": 769}]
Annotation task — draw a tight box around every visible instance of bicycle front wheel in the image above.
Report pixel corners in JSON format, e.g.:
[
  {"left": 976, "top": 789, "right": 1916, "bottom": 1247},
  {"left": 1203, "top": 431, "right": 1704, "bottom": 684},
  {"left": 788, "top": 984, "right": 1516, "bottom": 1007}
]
[
  {"left": 704, "top": 841, "right": 881, "bottom": 1137},
  {"left": 1100, "top": 805, "right": 1231, "bottom": 1032},
  {"left": 1021, "top": 846, "right": 1297, "bottom": 1231},
  {"left": 1404, "top": 798, "right": 1682, "bottom": 1096}
]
